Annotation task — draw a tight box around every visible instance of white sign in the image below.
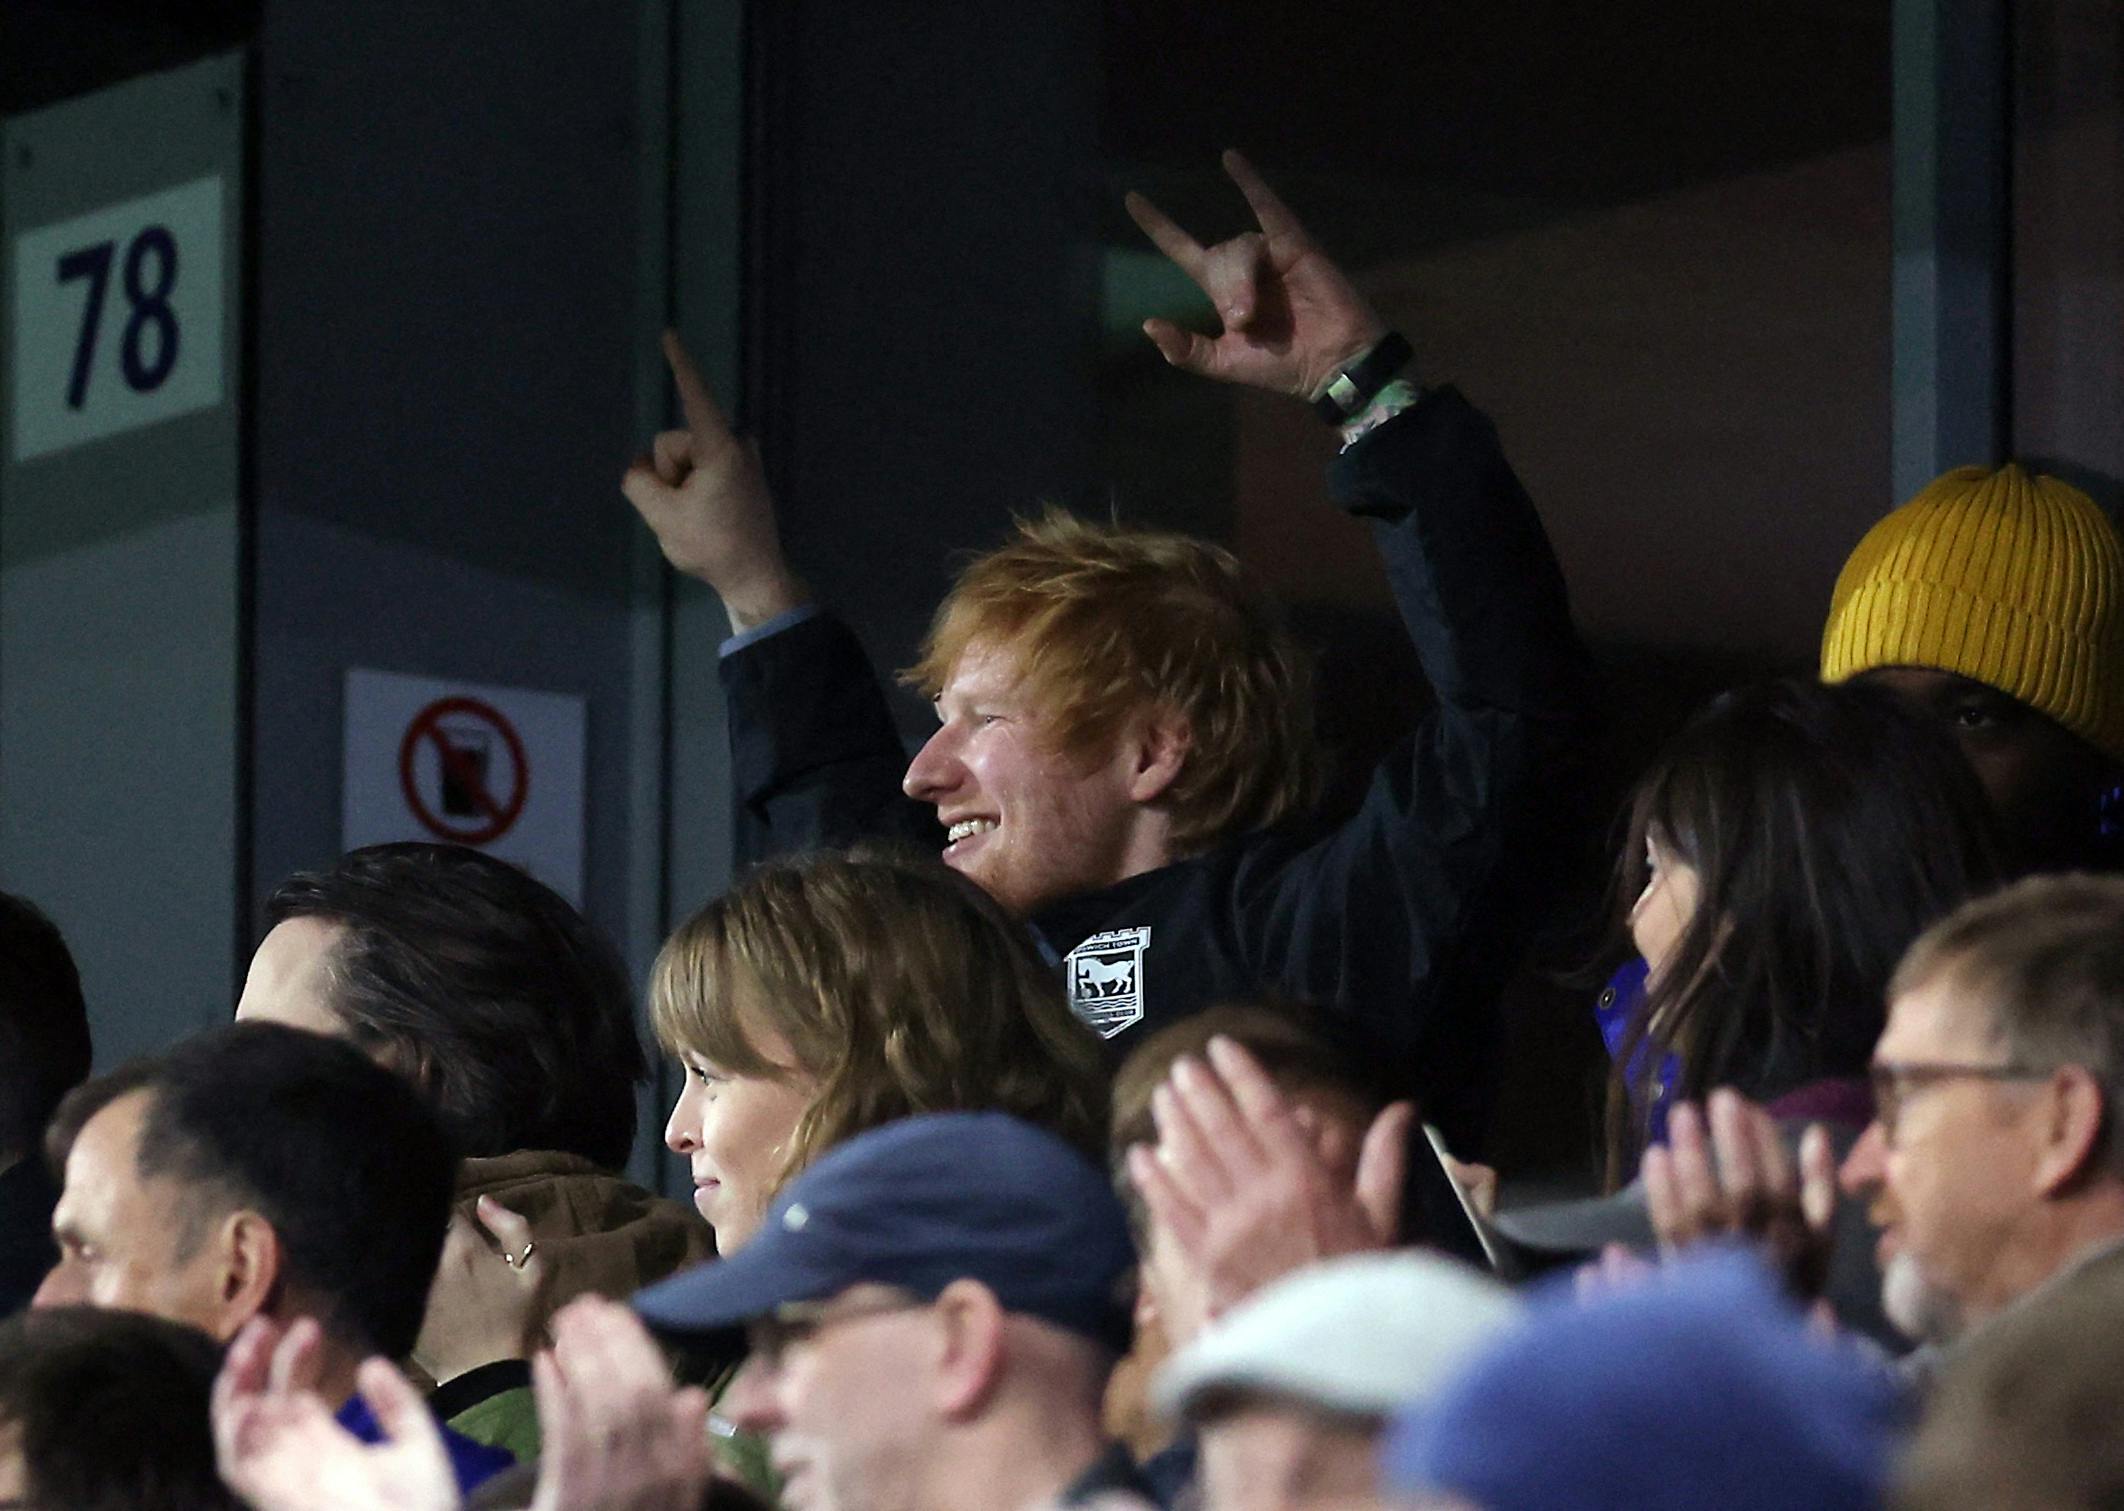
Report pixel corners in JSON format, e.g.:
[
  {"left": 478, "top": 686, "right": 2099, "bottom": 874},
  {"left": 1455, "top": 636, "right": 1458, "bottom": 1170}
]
[
  {"left": 10, "top": 175, "right": 225, "bottom": 462},
  {"left": 342, "top": 668, "right": 587, "bottom": 905}
]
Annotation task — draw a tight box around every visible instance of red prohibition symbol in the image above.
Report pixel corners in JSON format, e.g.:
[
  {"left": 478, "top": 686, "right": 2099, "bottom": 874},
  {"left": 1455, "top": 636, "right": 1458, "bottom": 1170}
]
[{"left": 397, "top": 696, "right": 530, "bottom": 845}]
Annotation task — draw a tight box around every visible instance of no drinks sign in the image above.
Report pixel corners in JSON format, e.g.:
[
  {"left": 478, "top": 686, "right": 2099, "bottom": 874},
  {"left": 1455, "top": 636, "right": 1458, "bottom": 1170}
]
[{"left": 342, "top": 668, "right": 586, "bottom": 904}]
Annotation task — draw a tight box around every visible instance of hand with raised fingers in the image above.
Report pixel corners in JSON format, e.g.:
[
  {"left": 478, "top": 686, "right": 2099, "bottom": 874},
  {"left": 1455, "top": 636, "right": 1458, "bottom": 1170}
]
[
  {"left": 1125, "top": 1034, "right": 1411, "bottom": 1323},
  {"left": 621, "top": 331, "right": 806, "bottom": 630},
  {"left": 1124, "top": 149, "right": 1389, "bottom": 401},
  {"left": 1640, "top": 1088, "right": 1838, "bottom": 1298},
  {"left": 528, "top": 1295, "right": 713, "bottom": 1511},
  {"left": 213, "top": 1317, "right": 460, "bottom": 1511},
  {"left": 414, "top": 1194, "right": 547, "bottom": 1387}
]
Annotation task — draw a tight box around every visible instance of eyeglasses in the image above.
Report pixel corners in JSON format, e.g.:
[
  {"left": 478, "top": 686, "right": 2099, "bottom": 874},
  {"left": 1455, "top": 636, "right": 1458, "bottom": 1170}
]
[
  {"left": 1868, "top": 1059, "right": 2055, "bottom": 1145},
  {"left": 742, "top": 1292, "right": 928, "bottom": 1374}
]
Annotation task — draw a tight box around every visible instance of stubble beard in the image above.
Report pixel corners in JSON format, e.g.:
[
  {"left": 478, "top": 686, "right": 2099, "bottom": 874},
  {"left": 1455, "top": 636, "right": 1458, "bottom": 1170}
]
[{"left": 1882, "top": 1251, "right": 1969, "bottom": 1347}]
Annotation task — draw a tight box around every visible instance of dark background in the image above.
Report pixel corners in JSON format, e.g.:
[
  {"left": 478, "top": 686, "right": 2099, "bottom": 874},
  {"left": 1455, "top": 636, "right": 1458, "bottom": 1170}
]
[{"left": 5, "top": 0, "right": 2118, "bottom": 1190}]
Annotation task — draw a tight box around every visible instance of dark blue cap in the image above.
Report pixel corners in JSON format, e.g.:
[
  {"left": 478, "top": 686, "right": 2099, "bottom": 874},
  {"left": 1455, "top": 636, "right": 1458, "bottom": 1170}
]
[
  {"left": 1381, "top": 1248, "right": 1904, "bottom": 1511},
  {"left": 633, "top": 1112, "right": 1136, "bottom": 1353}
]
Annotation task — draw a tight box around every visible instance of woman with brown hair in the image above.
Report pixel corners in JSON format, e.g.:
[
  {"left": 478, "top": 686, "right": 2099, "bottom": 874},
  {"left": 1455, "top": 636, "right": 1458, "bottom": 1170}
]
[
  {"left": 650, "top": 846, "right": 1111, "bottom": 1496},
  {"left": 654, "top": 844, "right": 1110, "bottom": 1253},
  {"left": 1602, "top": 677, "right": 2006, "bottom": 1175}
]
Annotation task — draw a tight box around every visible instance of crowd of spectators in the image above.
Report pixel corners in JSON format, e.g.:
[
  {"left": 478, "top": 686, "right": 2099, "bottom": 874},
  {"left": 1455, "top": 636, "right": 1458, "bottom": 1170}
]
[{"left": 5, "top": 150, "right": 2124, "bottom": 1510}]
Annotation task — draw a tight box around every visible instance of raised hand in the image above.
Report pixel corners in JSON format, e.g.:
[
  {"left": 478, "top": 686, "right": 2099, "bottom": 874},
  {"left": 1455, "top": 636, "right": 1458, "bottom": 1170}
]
[
  {"left": 213, "top": 1317, "right": 460, "bottom": 1511},
  {"left": 528, "top": 1296, "right": 713, "bottom": 1511},
  {"left": 1125, "top": 1035, "right": 1411, "bottom": 1327},
  {"left": 413, "top": 1194, "right": 546, "bottom": 1387},
  {"left": 621, "top": 332, "right": 806, "bottom": 630},
  {"left": 1124, "top": 150, "right": 1389, "bottom": 401},
  {"left": 1641, "top": 1089, "right": 1839, "bottom": 1299}
]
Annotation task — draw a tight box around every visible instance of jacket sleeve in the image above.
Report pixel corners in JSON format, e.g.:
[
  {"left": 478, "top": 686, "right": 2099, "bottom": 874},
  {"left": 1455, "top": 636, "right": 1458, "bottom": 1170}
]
[
  {"left": 719, "top": 612, "right": 936, "bottom": 864},
  {"left": 1226, "top": 384, "right": 1594, "bottom": 1064}
]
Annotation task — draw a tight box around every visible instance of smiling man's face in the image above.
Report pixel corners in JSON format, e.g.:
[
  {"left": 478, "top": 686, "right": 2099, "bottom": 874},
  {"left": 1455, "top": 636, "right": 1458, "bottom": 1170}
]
[{"left": 900, "top": 638, "right": 1151, "bottom": 917}]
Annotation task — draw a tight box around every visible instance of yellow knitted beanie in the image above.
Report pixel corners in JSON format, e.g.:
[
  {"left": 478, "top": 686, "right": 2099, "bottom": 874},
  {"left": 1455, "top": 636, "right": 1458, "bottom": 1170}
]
[{"left": 1821, "top": 463, "right": 2124, "bottom": 763}]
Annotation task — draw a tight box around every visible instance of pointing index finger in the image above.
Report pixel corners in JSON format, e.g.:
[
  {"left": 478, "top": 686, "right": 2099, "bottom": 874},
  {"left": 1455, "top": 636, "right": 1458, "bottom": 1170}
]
[
  {"left": 1222, "top": 149, "right": 1309, "bottom": 244},
  {"left": 661, "top": 330, "right": 735, "bottom": 448}
]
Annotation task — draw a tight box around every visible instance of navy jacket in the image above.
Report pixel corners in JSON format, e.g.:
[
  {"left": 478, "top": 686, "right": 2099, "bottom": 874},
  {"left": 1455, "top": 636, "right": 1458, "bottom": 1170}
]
[{"left": 720, "top": 388, "right": 1591, "bottom": 1147}]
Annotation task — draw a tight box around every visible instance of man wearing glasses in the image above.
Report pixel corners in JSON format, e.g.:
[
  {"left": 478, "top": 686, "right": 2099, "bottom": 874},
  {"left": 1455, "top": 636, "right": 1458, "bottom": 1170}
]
[
  {"left": 1642, "top": 872, "right": 2124, "bottom": 1359},
  {"left": 1837, "top": 871, "right": 2124, "bottom": 1350},
  {"left": 631, "top": 1112, "right": 1156, "bottom": 1511}
]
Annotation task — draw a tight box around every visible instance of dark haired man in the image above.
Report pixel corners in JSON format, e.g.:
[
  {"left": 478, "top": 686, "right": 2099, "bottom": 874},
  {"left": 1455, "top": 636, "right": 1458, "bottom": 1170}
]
[
  {"left": 0, "top": 1305, "right": 240, "bottom": 1510},
  {"left": 242, "top": 841, "right": 644, "bottom": 1169},
  {"left": 238, "top": 843, "right": 709, "bottom": 1449},
  {"left": 0, "top": 892, "right": 92, "bottom": 1317},
  {"left": 34, "top": 1021, "right": 511, "bottom": 1493}
]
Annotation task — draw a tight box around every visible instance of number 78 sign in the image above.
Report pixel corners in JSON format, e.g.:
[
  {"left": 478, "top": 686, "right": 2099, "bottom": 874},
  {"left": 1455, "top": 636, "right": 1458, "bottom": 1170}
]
[{"left": 10, "top": 175, "right": 225, "bottom": 463}]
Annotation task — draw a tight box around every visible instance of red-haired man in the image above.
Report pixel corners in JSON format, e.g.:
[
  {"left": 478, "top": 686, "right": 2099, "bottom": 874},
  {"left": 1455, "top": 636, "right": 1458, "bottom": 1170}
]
[{"left": 622, "top": 154, "right": 1588, "bottom": 1148}]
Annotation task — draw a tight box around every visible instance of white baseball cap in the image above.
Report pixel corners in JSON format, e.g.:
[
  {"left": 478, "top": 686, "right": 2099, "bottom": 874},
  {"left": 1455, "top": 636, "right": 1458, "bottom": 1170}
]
[{"left": 1152, "top": 1250, "right": 1523, "bottom": 1422}]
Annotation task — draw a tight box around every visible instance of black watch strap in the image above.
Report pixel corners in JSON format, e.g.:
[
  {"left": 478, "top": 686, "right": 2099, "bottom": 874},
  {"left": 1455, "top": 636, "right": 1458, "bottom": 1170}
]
[{"left": 1311, "top": 331, "right": 1414, "bottom": 424}]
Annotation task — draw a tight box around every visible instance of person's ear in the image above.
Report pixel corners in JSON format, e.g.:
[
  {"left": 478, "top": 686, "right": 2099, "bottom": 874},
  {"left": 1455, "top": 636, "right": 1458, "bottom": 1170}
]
[
  {"left": 366, "top": 1036, "right": 436, "bottom": 1101},
  {"left": 207, "top": 1209, "right": 286, "bottom": 1340},
  {"left": 930, "top": 1279, "right": 1008, "bottom": 1420},
  {"left": 1125, "top": 710, "right": 1191, "bottom": 805},
  {"left": 2033, "top": 1064, "right": 2108, "bottom": 1197}
]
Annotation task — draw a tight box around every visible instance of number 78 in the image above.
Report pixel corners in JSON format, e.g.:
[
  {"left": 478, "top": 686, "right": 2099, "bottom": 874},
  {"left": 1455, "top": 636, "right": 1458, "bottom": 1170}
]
[{"left": 55, "top": 225, "right": 181, "bottom": 411}]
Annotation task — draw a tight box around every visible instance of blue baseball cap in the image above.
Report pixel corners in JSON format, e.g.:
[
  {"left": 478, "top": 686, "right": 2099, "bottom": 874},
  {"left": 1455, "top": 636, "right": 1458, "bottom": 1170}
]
[
  {"left": 1381, "top": 1248, "right": 1904, "bottom": 1511},
  {"left": 633, "top": 1112, "right": 1137, "bottom": 1353}
]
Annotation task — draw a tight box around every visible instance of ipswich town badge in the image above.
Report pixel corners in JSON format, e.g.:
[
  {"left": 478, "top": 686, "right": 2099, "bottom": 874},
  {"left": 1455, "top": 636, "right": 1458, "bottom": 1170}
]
[{"left": 1064, "top": 927, "right": 1150, "bottom": 1039}]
